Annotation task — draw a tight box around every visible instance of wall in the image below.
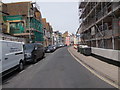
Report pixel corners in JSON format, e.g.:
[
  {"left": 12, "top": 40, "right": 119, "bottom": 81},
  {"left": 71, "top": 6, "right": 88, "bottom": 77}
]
[
  {"left": 92, "top": 47, "right": 120, "bottom": 62},
  {"left": 6, "top": 2, "right": 31, "bottom": 16}
]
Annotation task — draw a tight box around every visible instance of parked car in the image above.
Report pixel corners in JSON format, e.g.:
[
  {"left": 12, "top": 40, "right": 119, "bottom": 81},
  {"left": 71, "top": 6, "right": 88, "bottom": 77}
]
[
  {"left": 64, "top": 44, "right": 67, "bottom": 47},
  {"left": 58, "top": 44, "right": 65, "bottom": 48},
  {"left": 44, "top": 46, "right": 48, "bottom": 52},
  {"left": 45, "top": 45, "right": 55, "bottom": 53},
  {"left": 0, "top": 40, "right": 25, "bottom": 76},
  {"left": 55, "top": 44, "right": 59, "bottom": 49},
  {"left": 61, "top": 44, "right": 65, "bottom": 47},
  {"left": 24, "top": 43, "right": 45, "bottom": 64},
  {"left": 56, "top": 44, "right": 62, "bottom": 48},
  {"left": 52, "top": 45, "right": 57, "bottom": 50}
]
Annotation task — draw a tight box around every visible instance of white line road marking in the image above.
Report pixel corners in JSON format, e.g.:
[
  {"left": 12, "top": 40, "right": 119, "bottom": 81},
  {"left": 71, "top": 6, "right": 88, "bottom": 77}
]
[
  {"left": 19, "top": 70, "right": 25, "bottom": 74},
  {"left": 19, "top": 65, "right": 34, "bottom": 74},
  {"left": 68, "top": 48, "right": 119, "bottom": 88},
  {"left": 35, "top": 62, "right": 40, "bottom": 65},
  {"left": 27, "top": 65, "right": 33, "bottom": 69}
]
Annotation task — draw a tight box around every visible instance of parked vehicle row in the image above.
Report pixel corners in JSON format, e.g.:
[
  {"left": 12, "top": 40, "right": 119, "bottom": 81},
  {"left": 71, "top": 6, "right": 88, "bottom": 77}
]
[
  {"left": 45, "top": 45, "right": 55, "bottom": 53},
  {"left": 0, "top": 39, "right": 67, "bottom": 76},
  {"left": 45, "top": 44, "right": 66, "bottom": 53},
  {"left": 0, "top": 40, "right": 45, "bottom": 76}
]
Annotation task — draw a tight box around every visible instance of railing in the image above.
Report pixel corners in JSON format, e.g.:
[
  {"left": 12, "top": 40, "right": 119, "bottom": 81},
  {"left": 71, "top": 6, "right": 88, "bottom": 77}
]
[
  {"left": 83, "top": 18, "right": 96, "bottom": 31},
  {"left": 95, "top": 29, "right": 113, "bottom": 38},
  {"left": 97, "top": 10, "right": 103, "bottom": 20},
  {"left": 91, "top": 35, "right": 96, "bottom": 40},
  {"left": 83, "top": 33, "right": 91, "bottom": 40},
  {"left": 96, "top": 32, "right": 103, "bottom": 38},
  {"left": 104, "top": 30, "right": 113, "bottom": 37},
  {"left": 96, "top": 3, "right": 112, "bottom": 20},
  {"left": 2, "top": 24, "right": 7, "bottom": 33}
]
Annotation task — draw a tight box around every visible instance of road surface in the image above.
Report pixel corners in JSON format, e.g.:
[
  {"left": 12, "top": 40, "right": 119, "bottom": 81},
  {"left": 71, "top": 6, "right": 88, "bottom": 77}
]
[{"left": 2, "top": 47, "right": 114, "bottom": 88}]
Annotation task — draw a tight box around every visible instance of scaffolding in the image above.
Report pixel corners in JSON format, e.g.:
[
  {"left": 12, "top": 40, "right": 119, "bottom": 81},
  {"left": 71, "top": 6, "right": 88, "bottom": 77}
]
[
  {"left": 2, "top": 2, "right": 44, "bottom": 43},
  {"left": 27, "top": 2, "right": 44, "bottom": 43},
  {"left": 78, "top": 2, "right": 120, "bottom": 50}
]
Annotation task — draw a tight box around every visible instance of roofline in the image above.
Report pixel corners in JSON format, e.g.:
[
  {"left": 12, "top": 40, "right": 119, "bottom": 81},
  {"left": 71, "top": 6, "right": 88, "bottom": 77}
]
[{"left": 5, "top": 1, "right": 32, "bottom": 4}]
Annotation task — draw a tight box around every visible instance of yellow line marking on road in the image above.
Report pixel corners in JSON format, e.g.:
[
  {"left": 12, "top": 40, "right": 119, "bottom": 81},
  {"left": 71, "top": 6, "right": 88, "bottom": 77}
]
[{"left": 68, "top": 48, "right": 119, "bottom": 88}]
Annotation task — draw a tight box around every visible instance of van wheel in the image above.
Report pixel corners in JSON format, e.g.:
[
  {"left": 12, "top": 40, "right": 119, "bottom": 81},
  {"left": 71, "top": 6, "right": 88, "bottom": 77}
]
[{"left": 19, "top": 61, "right": 24, "bottom": 71}]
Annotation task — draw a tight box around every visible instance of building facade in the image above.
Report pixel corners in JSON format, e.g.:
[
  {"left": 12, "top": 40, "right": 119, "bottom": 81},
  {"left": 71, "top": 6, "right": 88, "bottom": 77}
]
[
  {"left": 42, "top": 18, "right": 53, "bottom": 47},
  {"left": 77, "top": 2, "right": 120, "bottom": 61},
  {"left": 42, "top": 18, "right": 48, "bottom": 47},
  {"left": 0, "top": 1, "right": 8, "bottom": 33},
  {"left": 53, "top": 31, "right": 63, "bottom": 45},
  {"left": 2, "top": 1, "right": 44, "bottom": 43},
  {"left": 62, "top": 31, "right": 69, "bottom": 44},
  {"left": 46, "top": 22, "right": 53, "bottom": 46}
]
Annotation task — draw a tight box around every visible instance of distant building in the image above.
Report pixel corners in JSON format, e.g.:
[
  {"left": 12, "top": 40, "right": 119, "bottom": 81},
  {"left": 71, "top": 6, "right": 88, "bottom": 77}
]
[
  {"left": 42, "top": 18, "right": 47, "bottom": 46},
  {"left": 46, "top": 22, "right": 53, "bottom": 46},
  {"left": 70, "top": 33, "right": 75, "bottom": 45},
  {"left": 42, "top": 18, "right": 53, "bottom": 47},
  {"left": 53, "top": 31, "right": 63, "bottom": 45},
  {"left": 65, "top": 36, "right": 70, "bottom": 46},
  {"left": 62, "top": 31, "right": 76, "bottom": 46},
  {"left": 62, "top": 31, "right": 68, "bottom": 38},
  {"left": 62, "top": 31, "right": 69, "bottom": 44}
]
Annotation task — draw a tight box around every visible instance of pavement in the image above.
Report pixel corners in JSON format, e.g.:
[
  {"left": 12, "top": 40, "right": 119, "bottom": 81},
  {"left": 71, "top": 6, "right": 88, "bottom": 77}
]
[
  {"left": 68, "top": 46, "right": 119, "bottom": 88},
  {"left": 2, "top": 47, "right": 114, "bottom": 88}
]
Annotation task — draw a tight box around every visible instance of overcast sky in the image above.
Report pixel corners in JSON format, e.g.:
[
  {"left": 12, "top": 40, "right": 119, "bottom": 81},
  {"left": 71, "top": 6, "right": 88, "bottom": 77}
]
[{"left": 2, "top": 0, "right": 79, "bottom": 34}]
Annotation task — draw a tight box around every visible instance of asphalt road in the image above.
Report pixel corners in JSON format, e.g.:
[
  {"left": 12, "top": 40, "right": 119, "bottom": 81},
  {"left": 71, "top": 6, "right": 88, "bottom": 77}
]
[{"left": 2, "top": 47, "right": 114, "bottom": 88}]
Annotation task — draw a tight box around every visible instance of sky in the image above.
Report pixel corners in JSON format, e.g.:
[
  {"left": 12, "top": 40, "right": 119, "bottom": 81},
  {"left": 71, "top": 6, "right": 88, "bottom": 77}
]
[{"left": 2, "top": 0, "right": 79, "bottom": 34}]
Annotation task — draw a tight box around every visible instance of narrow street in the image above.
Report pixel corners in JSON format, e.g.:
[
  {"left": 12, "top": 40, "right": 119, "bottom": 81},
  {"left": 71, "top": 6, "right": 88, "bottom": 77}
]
[{"left": 3, "top": 47, "right": 114, "bottom": 88}]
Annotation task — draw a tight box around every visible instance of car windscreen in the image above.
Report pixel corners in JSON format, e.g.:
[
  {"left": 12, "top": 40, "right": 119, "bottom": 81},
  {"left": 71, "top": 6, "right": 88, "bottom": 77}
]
[{"left": 24, "top": 44, "right": 35, "bottom": 51}]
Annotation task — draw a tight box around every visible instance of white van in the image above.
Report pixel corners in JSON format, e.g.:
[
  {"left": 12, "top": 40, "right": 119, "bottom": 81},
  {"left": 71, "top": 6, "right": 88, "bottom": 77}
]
[{"left": 0, "top": 40, "right": 25, "bottom": 75}]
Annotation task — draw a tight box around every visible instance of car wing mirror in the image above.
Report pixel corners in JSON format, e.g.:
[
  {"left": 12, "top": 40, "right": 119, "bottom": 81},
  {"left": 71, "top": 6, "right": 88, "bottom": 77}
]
[{"left": 35, "top": 47, "right": 38, "bottom": 50}]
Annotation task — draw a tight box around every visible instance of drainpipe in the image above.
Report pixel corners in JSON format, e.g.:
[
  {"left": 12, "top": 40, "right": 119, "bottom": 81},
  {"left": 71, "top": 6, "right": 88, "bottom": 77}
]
[{"left": 28, "top": 2, "right": 32, "bottom": 43}]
